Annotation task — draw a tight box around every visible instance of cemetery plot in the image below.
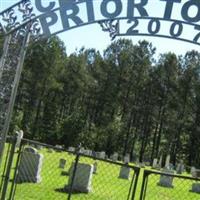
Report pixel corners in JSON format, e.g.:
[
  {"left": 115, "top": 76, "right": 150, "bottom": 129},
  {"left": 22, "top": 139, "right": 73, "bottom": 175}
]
[
  {"left": 13, "top": 142, "right": 76, "bottom": 200},
  {"left": 75, "top": 155, "right": 139, "bottom": 200},
  {"left": 140, "top": 170, "right": 200, "bottom": 200},
  {"left": 9, "top": 139, "right": 139, "bottom": 200}
]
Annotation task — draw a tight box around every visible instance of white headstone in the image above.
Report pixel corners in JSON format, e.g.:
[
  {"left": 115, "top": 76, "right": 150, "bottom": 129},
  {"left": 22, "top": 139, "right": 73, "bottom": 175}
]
[
  {"left": 124, "top": 154, "right": 130, "bottom": 163},
  {"left": 191, "top": 168, "right": 200, "bottom": 178},
  {"left": 191, "top": 167, "right": 196, "bottom": 177},
  {"left": 176, "top": 161, "right": 184, "bottom": 174},
  {"left": 158, "top": 169, "right": 174, "bottom": 188},
  {"left": 119, "top": 166, "right": 130, "bottom": 180},
  {"left": 66, "top": 163, "right": 93, "bottom": 193},
  {"left": 152, "top": 158, "right": 158, "bottom": 168},
  {"left": 83, "top": 150, "right": 92, "bottom": 156},
  {"left": 17, "top": 147, "right": 43, "bottom": 183},
  {"left": 111, "top": 153, "right": 118, "bottom": 162},
  {"left": 158, "top": 155, "right": 163, "bottom": 168},
  {"left": 165, "top": 155, "right": 170, "bottom": 169},
  {"left": 16, "top": 130, "right": 23, "bottom": 148},
  {"left": 68, "top": 147, "right": 75, "bottom": 152},
  {"left": 99, "top": 151, "right": 106, "bottom": 159}
]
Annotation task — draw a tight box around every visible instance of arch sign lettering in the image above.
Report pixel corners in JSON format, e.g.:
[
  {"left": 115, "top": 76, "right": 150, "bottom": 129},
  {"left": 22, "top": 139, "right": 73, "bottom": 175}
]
[{"left": 0, "top": 0, "right": 199, "bottom": 160}]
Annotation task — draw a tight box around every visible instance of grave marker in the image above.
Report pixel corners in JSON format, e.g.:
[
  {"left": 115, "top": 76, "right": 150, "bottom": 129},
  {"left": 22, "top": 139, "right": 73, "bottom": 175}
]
[
  {"left": 17, "top": 147, "right": 43, "bottom": 183},
  {"left": 66, "top": 163, "right": 93, "bottom": 193},
  {"left": 158, "top": 169, "right": 174, "bottom": 188},
  {"left": 119, "top": 166, "right": 130, "bottom": 180}
]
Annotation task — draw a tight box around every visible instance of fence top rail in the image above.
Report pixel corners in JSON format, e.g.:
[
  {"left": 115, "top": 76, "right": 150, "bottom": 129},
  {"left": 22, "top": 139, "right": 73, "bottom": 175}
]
[
  {"left": 78, "top": 152, "right": 140, "bottom": 171},
  {"left": 20, "top": 138, "right": 140, "bottom": 171},
  {"left": 21, "top": 138, "right": 69, "bottom": 152},
  {"left": 144, "top": 169, "right": 200, "bottom": 181}
]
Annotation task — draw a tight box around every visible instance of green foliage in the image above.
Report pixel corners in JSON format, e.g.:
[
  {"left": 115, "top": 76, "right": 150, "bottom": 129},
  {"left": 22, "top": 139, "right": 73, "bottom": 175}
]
[{"left": 10, "top": 37, "right": 200, "bottom": 166}]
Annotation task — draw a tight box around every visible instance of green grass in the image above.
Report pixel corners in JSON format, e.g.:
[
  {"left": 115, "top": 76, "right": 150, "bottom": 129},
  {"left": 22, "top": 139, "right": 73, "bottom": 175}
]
[{"left": 1, "top": 145, "right": 200, "bottom": 200}]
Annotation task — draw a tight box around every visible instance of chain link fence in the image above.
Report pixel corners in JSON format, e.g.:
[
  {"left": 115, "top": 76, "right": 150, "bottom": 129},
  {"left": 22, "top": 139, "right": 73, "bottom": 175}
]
[
  {"left": 1, "top": 136, "right": 200, "bottom": 200},
  {"left": 1, "top": 137, "right": 140, "bottom": 200},
  {"left": 69, "top": 153, "right": 140, "bottom": 200},
  {"left": 140, "top": 169, "right": 200, "bottom": 200},
  {"left": 0, "top": 136, "right": 19, "bottom": 200}
]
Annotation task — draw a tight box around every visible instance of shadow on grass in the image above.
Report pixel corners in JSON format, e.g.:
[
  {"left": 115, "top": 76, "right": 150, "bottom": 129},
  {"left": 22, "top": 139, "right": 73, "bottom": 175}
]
[{"left": 55, "top": 187, "right": 88, "bottom": 195}]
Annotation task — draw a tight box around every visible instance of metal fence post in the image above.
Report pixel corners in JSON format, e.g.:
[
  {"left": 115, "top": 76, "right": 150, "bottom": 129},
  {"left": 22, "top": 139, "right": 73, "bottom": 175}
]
[
  {"left": 139, "top": 170, "right": 150, "bottom": 200},
  {"left": 67, "top": 145, "right": 81, "bottom": 200},
  {"left": 1, "top": 135, "right": 17, "bottom": 200},
  {"left": 9, "top": 139, "right": 24, "bottom": 200},
  {"left": 0, "top": 139, "right": 11, "bottom": 193},
  {"left": 131, "top": 167, "right": 140, "bottom": 200}
]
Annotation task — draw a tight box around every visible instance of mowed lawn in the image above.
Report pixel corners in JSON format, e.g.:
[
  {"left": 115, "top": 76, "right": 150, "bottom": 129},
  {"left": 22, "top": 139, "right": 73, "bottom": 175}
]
[{"left": 1, "top": 146, "right": 200, "bottom": 200}]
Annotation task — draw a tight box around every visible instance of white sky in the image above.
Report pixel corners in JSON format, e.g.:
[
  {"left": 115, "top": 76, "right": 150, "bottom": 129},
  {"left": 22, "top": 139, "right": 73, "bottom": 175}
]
[{"left": 1, "top": 0, "right": 200, "bottom": 56}]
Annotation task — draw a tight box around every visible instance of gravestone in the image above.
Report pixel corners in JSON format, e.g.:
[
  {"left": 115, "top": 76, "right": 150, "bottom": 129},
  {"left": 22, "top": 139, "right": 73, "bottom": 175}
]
[
  {"left": 191, "top": 167, "right": 196, "bottom": 177},
  {"left": 165, "top": 155, "right": 170, "bottom": 169},
  {"left": 158, "top": 169, "right": 174, "bottom": 188},
  {"left": 176, "top": 161, "right": 184, "bottom": 174},
  {"left": 191, "top": 183, "right": 200, "bottom": 193},
  {"left": 99, "top": 151, "right": 106, "bottom": 159},
  {"left": 95, "top": 152, "right": 101, "bottom": 159},
  {"left": 169, "top": 163, "right": 174, "bottom": 170},
  {"left": 68, "top": 147, "right": 75, "bottom": 153},
  {"left": 16, "top": 130, "right": 23, "bottom": 148},
  {"left": 111, "top": 153, "right": 118, "bottom": 162},
  {"left": 66, "top": 163, "right": 93, "bottom": 193},
  {"left": 83, "top": 150, "right": 92, "bottom": 156},
  {"left": 93, "top": 162, "right": 97, "bottom": 174},
  {"left": 191, "top": 168, "right": 200, "bottom": 178},
  {"left": 124, "top": 154, "right": 130, "bottom": 163},
  {"left": 119, "top": 166, "right": 130, "bottom": 180},
  {"left": 158, "top": 155, "right": 163, "bottom": 168},
  {"left": 55, "top": 145, "right": 63, "bottom": 152},
  {"left": 152, "top": 158, "right": 158, "bottom": 168},
  {"left": 17, "top": 147, "right": 43, "bottom": 183},
  {"left": 59, "top": 158, "right": 66, "bottom": 169}
]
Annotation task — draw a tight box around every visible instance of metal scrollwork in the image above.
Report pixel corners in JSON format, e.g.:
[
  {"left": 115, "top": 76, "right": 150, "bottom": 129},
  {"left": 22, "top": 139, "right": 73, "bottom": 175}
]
[
  {"left": 18, "top": 0, "right": 35, "bottom": 21},
  {"left": 99, "top": 19, "right": 119, "bottom": 40},
  {"left": 2, "top": 9, "right": 18, "bottom": 31},
  {"left": 0, "top": 0, "right": 42, "bottom": 37}
]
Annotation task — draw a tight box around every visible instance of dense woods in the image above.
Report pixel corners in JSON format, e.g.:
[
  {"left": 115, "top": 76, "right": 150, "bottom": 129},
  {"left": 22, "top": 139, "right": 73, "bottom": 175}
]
[{"left": 9, "top": 36, "right": 200, "bottom": 167}]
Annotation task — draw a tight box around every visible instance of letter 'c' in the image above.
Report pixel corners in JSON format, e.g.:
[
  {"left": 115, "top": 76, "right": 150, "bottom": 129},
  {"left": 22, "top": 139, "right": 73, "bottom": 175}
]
[
  {"left": 181, "top": 0, "right": 200, "bottom": 23},
  {"left": 35, "top": 0, "right": 56, "bottom": 12},
  {"left": 101, "top": 0, "right": 122, "bottom": 18}
]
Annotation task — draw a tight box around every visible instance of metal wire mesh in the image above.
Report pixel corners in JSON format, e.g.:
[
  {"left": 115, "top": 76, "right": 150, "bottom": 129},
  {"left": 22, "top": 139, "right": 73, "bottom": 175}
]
[
  {"left": 140, "top": 170, "right": 200, "bottom": 200},
  {"left": 11, "top": 139, "right": 139, "bottom": 200},
  {"left": 68, "top": 154, "right": 139, "bottom": 200},
  {"left": 13, "top": 140, "right": 76, "bottom": 200}
]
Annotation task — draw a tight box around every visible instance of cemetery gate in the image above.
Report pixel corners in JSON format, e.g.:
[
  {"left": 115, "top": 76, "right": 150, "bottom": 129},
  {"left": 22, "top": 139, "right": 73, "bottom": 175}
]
[{"left": 139, "top": 169, "right": 200, "bottom": 200}]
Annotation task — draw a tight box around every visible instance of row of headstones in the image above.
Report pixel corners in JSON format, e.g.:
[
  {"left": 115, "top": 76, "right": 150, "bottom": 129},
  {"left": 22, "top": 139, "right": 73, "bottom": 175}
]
[
  {"left": 158, "top": 168, "right": 200, "bottom": 193},
  {"left": 153, "top": 155, "right": 200, "bottom": 193},
  {"left": 68, "top": 147, "right": 131, "bottom": 163},
  {"left": 16, "top": 147, "right": 200, "bottom": 194},
  {"left": 152, "top": 155, "right": 185, "bottom": 174},
  {"left": 16, "top": 146, "right": 131, "bottom": 183}
]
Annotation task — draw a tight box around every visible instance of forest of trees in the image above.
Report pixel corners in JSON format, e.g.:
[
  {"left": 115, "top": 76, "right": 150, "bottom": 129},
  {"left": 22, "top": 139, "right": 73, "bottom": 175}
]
[{"left": 8, "top": 36, "right": 200, "bottom": 167}]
